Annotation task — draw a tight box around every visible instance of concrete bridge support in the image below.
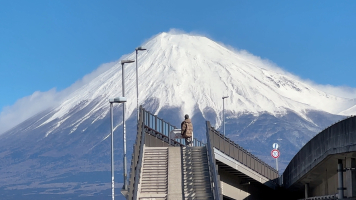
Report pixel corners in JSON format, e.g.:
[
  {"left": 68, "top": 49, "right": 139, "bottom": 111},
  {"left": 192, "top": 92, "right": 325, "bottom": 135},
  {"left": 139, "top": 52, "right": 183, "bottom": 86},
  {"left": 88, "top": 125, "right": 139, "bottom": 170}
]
[
  {"left": 218, "top": 169, "right": 277, "bottom": 200},
  {"left": 346, "top": 158, "right": 356, "bottom": 198},
  {"left": 305, "top": 183, "right": 309, "bottom": 199},
  {"left": 338, "top": 159, "right": 344, "bottom": 199}
]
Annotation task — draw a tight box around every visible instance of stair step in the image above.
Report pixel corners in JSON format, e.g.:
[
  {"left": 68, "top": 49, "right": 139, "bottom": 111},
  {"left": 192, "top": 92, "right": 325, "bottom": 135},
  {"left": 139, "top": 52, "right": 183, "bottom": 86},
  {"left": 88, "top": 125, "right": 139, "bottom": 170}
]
[
  {"left": 138, "top": 147, "right": 169, "bottom": 199},
  {"left": 182, "top": 146, "right": 214, "bottom": 199}
]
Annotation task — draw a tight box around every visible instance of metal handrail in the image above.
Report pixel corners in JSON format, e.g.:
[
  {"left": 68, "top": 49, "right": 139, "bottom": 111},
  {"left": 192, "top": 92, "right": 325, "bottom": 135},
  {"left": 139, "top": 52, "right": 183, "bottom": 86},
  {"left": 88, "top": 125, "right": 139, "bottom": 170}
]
[
  {"left": 145, "top": 126, "right": 185, "bottom": 146},
  {"left": 132, "top": 108, "right": 146, "bottom": 199},
  {"left": 209, "top": 125, "right": 278, "bottom": 175},
  {"left": 142, "top": 108, "right": 205, "bottom": 147},
  {"left": 206, "top": 121, "right": 222, "bottom": 200}
]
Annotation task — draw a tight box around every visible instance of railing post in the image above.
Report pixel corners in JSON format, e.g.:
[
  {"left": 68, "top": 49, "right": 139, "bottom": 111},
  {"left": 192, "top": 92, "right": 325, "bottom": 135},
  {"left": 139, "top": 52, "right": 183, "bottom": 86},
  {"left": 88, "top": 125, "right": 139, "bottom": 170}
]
[
  {"left": 155, "top": 115, "right": 157, "bottom": 131},
  {"left": 148, "top": 113, "right": 150, "bottom": 129},
  {"left": 162, "top": 121, "right": 164, "bottom": 140}
]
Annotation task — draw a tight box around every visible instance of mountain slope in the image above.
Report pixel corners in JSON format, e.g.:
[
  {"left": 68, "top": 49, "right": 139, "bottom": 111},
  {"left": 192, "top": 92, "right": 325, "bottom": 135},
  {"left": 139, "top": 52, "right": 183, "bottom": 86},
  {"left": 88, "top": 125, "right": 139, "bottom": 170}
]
[
  {"left": 26, "top": 32, "right": 355, "bottom": 137},
  {"left": 0, "top": 32, "right": 354, "bottom": 199}
]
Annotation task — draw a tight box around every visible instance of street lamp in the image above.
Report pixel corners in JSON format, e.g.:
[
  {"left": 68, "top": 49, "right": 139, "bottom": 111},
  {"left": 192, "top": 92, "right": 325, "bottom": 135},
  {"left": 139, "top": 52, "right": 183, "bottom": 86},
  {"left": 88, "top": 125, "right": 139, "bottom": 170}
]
[
  {"left": 120, "top": 59, "right": 134, "bottom": 192},
  {"left": 109, "top": 97, "right": 127, "bottom": 200},
  {"left": 135, "top": 47, "right": 147, "bottom": 122},
  {"left": 222, "top": 96, "right": 229, "bottom": 136}
]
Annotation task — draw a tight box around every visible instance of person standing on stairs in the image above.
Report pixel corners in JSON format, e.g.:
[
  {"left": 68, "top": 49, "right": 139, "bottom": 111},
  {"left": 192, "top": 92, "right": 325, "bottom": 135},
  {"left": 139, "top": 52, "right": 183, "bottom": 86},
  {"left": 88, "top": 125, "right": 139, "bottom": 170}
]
[{"left": 181, "top": 114, "right": 193, "bottom": 147}]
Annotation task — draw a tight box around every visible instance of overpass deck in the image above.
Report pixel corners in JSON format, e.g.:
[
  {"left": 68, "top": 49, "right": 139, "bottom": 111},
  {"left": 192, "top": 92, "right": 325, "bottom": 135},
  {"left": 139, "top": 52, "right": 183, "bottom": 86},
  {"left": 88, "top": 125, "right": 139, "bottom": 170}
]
[{"left": 125, "top": 107, "right": 279, "bottom": 200}]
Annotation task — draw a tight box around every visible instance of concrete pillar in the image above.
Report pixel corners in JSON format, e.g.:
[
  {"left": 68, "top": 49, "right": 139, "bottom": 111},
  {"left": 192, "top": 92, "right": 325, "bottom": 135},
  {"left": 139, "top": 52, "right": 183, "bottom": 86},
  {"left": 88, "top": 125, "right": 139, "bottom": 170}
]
[
  {"left": 346, "top": 158, "right": 356, "bottom": 198},
  {"left": 338, "top": 159, "right": 344, "bottom": 199},
  {"left": 325, "top": 169, "right": 328, "bottom": 195},
  {"left": 305, "top": 183, "right": 309, "bottom": 199}
]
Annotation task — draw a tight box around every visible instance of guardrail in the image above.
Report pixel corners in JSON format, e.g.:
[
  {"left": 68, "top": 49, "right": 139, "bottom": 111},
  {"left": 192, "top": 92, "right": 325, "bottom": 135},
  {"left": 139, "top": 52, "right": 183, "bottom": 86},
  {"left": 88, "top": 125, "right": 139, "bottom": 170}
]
[
  {"left": 127, "top": 106, "right": 145, "bottom": 200},
  {"left": 132, "top": 107, "right": 146, "bottom": 200},
  {"left": 298, "top": 194, "right": 337, "bottom": 200},
  {"left": 142, "top": 108, "right": 205, "bottom": 147},
  {"left": 207, "top": 121, "right": 278, "bottom": 181},
  {"left": 206, "top": 121, "right": 223, "bottom": 199}
]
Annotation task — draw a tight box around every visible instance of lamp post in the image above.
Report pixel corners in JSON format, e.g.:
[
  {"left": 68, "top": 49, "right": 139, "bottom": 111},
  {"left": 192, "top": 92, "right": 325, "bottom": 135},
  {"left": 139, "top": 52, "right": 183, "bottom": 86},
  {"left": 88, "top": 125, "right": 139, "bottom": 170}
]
[
  {"left": 109, "top": 97, "right": 127, "bottom": 200},
  {"left": 121, "top": 59, "right": 134, "bottom": 191},
  {"left": 222, "top": 96, "right": 229, "bottom": 136},
  {"left": 135, "top": 47, "right": 147, "bottom": 122}
]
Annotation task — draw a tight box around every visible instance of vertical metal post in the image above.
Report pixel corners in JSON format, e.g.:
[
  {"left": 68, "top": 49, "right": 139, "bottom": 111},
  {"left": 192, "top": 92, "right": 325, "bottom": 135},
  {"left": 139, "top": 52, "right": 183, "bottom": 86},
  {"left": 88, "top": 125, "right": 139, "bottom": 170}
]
[
  {"left": 222, "top": 96, "right": 229, "bottom": 136},
  {"left": 155, "top": 115, "right": 157, "bottom": 131},
  {"left": 144, "top": 110, "right": 146, "bottom": 125},
  {"left": 121, "top": 63, "right": 128, "bottom": 191},
  {"left": 148, "top": 113, "right": 150, "bottom": 129},
  {"left": 223, "top": 98, "right": 225, "bottom": 136},
  {"left": 110, "top": 103, "right": 115, "bottom": 200},
  {"left": 276, "top": 158, "right": 279, "bottom": 172},
  {"left": 135, "top": 50, "right": 139, "bottom": 123},
  {"left": 338, "top": 159, "right": 344, "bottom": 199},
  {"left": 192, "top": 130, "right": 194, "bottom": 147},
  {"left": 162, "top": 121, "right": 164, "bottom": 138}
]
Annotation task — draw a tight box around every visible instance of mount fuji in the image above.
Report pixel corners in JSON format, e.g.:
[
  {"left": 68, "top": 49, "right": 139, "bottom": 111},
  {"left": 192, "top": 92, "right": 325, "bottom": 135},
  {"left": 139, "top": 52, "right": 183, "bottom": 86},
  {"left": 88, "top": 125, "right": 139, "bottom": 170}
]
[{"left": 0, "top": 31, "right": 354, "bottom": 199}]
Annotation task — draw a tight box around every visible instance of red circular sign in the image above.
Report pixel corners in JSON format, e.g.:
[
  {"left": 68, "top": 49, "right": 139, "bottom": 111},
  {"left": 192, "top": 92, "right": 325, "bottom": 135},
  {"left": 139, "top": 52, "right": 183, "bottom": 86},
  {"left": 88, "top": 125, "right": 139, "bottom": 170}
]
[{"left": 271, "top": 149, "right": 280, "bottom": 159}]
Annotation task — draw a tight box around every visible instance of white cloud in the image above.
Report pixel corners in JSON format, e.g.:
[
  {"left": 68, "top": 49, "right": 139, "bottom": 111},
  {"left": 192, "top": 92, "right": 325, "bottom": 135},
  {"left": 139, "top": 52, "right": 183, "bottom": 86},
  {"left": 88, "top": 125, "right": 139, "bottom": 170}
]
[
  {"left": 0, "top": 61, "right": 117, "bottom": 135},
  {"left": 213, "top": 38, "right": 356, "bottom": 99},
  {"left": 0, "top": 89, "right": 61, "bottom": 134},
  {"left": 307, "top": 83, "right": 356, "bottom": 99}
]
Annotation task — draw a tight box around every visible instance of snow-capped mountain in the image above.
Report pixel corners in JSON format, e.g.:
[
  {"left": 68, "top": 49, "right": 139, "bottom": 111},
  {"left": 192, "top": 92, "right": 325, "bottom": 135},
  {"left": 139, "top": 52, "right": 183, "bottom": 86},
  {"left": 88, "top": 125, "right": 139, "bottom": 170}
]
[
  {"left": 0, "top": 32, "right": 354, "bottom": 199},
  {"left": 24, "top": 32, "right": 354, "bottom": 136}
]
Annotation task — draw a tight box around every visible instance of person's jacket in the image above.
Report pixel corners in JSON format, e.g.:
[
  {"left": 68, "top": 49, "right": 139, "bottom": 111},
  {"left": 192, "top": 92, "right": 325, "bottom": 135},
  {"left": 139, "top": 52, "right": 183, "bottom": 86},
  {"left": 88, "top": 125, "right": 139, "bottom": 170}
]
[{"left": 181, "top": 119, "right": 193, "bottom": 138}]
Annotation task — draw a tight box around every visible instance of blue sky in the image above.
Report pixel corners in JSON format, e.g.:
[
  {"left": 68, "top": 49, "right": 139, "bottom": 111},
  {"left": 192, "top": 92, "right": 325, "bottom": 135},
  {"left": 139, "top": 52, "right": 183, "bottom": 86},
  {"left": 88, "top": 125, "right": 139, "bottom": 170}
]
[{"left": 1, "top": 1, "right": 356, "bottom": 122}]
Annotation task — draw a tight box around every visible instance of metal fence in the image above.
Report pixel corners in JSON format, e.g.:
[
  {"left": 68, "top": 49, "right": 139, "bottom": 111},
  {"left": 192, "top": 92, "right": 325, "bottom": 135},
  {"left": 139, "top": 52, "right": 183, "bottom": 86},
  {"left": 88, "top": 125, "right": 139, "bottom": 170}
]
[
  {"left": 142, "top": 108, "right": 205, "bottom": 147},
  {"left": 206, "top": 121, "right": 279, "bottom": 181},
  {"left": 127, "top": 106, "right": 145, "bottom": 200},
  {"left": 205, "top": 122, "right": 223, "bottom": 199}
]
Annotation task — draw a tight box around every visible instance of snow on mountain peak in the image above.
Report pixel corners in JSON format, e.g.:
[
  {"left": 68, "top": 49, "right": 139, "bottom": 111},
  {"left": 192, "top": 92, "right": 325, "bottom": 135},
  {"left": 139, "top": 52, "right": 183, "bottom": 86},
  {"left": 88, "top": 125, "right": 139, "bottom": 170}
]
[{"left": 37, "top": 32, "right": 355, "bottom": 134}]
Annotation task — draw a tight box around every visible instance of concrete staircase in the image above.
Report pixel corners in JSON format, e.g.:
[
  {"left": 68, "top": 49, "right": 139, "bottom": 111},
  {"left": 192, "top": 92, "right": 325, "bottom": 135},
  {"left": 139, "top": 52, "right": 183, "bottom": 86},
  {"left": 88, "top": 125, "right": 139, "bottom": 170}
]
[
  {"left": 137, "top": 147, "right": 168, "bottom": 200},
  {"left": 182, "top": 146, "right": 214, "bottom": 200},
  {"left": 135, "top": 146, "right": 215, "bottom": 200}
]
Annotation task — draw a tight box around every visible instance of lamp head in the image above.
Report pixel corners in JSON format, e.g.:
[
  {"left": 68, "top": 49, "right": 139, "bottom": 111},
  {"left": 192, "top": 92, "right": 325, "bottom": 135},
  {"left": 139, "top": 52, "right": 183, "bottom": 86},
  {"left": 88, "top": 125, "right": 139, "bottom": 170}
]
[
  {"left": 136, "top": 46, "right": 147, "bottom": 51},
  {"left": 121, "top": 60, "right": 135, "bottom": 64},
  {"left": 109, "top": 97, "right": 127, "bottom": 103},
  {"left": 222, "top": 96, "right": 229, "bottom": 99}
]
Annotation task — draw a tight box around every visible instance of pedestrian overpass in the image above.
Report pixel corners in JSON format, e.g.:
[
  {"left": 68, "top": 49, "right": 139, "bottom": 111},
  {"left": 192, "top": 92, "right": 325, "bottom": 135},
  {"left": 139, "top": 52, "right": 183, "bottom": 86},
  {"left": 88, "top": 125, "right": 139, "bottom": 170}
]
[
  {"left": 282, "top": 116, "right": 356, "bottom": 200},
  {"left": 123, "top": 107, "right": 279, "bottom": 200}
]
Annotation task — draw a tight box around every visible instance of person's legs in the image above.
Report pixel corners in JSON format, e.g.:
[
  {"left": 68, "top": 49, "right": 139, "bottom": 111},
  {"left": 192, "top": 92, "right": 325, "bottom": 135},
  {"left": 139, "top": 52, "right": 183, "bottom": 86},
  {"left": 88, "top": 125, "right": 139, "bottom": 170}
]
[{"left": 185, "top": 137, "right": 192, "bottom": 147}]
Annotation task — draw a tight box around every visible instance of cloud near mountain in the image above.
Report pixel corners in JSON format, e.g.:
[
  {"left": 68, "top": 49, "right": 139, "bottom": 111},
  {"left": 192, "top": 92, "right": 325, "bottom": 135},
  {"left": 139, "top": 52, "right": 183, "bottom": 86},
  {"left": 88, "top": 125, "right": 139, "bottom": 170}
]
[{"left": 0, "top": 61, "right": 116, "bottom": 134}]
